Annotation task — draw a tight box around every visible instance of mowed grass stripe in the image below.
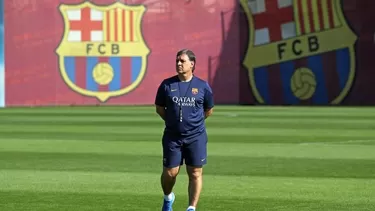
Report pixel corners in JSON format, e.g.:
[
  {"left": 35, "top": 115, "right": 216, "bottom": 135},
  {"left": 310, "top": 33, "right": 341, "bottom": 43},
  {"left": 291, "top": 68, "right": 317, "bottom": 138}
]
[
  {"left": 1, "top": 192, "right": 373, "bottom": 211},
  {"left": 1, "top": 125, "right": 374, "bottom": 137},
  {"left": 1, "top": 170, "right": 374, "bottom": 202},
  {"left": 3, "top": 115, "right": 375, "bottom": 124},
  {"left": 1, "top": 105, "right": 374, "bottom": 112},
  {"left": 1, "top": 151, "right": 374, "bottom": 178},
  {"left": 1, "top": 112, "right": 375, "bottom": 119},
  {"left": 2, "top": 117, "right": 375, "bottom": 130},
  {"left": 2, "top": 139, "right": 375, "bottom": 159},
  {"left": 2, "top": 106, "right": 375, "bottom": 118},
  {"left": 1, "top": 131, "right": 375, "bottom": 144}
]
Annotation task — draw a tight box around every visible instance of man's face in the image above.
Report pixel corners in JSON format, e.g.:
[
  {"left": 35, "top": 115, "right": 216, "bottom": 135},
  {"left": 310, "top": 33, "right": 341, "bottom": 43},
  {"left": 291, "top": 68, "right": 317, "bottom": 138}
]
[{"left": 176, "top": 54, "right": 194, "bottom": 74}]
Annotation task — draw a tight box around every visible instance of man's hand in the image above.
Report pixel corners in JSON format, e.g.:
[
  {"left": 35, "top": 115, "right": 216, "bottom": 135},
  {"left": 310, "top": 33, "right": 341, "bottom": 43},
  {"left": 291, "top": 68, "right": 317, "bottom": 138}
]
[
  {"left": 156, "top": 105, "right": 166, "bottom": 121},
  {"left": 204, "top": 108, "right": 213, "bottom": 119}
]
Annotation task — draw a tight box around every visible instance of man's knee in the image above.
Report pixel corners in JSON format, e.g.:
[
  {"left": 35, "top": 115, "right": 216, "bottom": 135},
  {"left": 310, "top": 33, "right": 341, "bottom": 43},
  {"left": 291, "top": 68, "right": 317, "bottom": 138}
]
[
  {"left": 186, "top": 166, "right": 203, "bottom": 180},
  {"left": 163, "top": 166, "right": 180, "bottom": 178}
]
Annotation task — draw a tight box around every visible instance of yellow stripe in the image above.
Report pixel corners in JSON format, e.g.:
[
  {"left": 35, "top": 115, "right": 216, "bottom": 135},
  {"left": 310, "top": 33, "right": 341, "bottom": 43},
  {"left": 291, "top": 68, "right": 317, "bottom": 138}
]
[
  {"left": 125, "top": 10, "right": 130, "bottom": 42},
  {"left": 103, "top": 11, "right": 107, "bottom": 41},
  {"left": 311, "top": 0, "right": 321, "bottom": 31},
  {"left": 109, "top": 9, "right": 115, "bottom": 41},
  {"left": 321, "top": 0, "right": 330, "bottom": 29},
  {"left": 132, "top": 11, "right": 137, "bottom": 42},
  {"left": 331, "top": 0, "right": 340, "bottom": 27},
  {"left": 301, "top": 0, "right": 311, "bottom": 34},
  {"left": 117, "top": 8, "right": 123, "bottom": 42},
  {"left": 294, "top": 0, "right": 302, "bottom": 36}
]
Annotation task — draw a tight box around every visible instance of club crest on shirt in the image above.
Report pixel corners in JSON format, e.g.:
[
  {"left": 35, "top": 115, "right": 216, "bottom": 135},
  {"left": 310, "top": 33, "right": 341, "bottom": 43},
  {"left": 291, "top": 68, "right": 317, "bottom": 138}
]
[
  {"left": 56, "top": 2, "right": 150, "bottom": 102},
  {"left": 192, "top": 88, "right": 198, "bottom": 95},
  {"left": 239, "top": 0, "right": 357, "bottom": 105}
]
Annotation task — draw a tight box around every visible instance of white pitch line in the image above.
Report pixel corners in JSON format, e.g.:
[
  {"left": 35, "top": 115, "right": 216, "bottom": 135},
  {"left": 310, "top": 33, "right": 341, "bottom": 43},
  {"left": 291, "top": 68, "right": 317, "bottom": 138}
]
[{"left": 299, "top": 140, "right": 375, "bottom": 145}]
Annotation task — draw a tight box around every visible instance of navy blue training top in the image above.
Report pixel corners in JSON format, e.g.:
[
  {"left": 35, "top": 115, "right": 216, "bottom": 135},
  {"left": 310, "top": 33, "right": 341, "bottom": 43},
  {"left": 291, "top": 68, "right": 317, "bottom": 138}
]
[{"left": 155, "top": 75, "right": 214, "bottom": 137}]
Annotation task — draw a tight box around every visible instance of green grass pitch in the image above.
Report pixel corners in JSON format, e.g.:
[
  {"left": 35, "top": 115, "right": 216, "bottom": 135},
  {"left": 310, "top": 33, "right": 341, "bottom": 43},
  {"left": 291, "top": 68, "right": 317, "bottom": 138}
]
[{"left": 0, "top": 105, "right": 374, "bottom": 210}]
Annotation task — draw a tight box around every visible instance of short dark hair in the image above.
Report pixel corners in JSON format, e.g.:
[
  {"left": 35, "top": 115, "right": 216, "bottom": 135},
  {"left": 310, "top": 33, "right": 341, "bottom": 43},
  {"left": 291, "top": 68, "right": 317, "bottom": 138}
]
[{"left": 176, "top": 49, "right": 196, "bottom": 72}]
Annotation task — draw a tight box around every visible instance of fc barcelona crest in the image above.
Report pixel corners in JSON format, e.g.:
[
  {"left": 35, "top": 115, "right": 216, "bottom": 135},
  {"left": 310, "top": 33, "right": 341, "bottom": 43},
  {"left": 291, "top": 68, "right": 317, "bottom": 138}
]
[
  {"left": 56, "top": 2, "right": 150, "bottom": 102},
  {"left": 240, "top": 0, "right": 357, "bottom": 105},
  {"left": 192, "top": 88, "right": 198, "bottom": 95}
]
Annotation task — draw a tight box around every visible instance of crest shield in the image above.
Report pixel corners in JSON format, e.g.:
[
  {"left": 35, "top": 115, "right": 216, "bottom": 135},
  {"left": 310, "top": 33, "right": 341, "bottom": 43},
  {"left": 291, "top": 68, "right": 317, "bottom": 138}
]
[
  {"left": 240, "top": 0, "right": 357, "bottom": 105},
  {"left": 56, "top": 2, "right": 150, "bottom": 102}
]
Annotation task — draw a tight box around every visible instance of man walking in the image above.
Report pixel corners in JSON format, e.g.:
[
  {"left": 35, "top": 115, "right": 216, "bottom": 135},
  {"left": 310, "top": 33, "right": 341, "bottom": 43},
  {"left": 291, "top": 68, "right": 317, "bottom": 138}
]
[{"left": 154, "top": 49, "right": 214, "bottom": 211}]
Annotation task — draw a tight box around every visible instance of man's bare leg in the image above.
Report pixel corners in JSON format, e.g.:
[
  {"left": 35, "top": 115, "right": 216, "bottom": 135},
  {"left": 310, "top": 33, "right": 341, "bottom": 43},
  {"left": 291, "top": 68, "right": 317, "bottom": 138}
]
[
  {"left": 186, "top": 166, "right": 203, "bottom": 210},
  {"left": 161, "top": 166, "right": 180, "bottom": 195},
  {"left": 161, "top": 166, "right": 180, "bottom": 211}
]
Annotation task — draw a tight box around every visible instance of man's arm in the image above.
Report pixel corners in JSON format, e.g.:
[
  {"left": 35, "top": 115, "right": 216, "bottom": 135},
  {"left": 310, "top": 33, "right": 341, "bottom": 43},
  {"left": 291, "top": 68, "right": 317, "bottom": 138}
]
[
  {"left": 203, "top": 83, "right": 214, "bottom": 119},
  {"left": 204, "top": 108, "right": 213, "bottom": 119},
  {"left": 156, "top": 105, "right": 166, "bottom": 120},
  {"left": 155, "top": 81, "right": 167, "bottom": 121}
]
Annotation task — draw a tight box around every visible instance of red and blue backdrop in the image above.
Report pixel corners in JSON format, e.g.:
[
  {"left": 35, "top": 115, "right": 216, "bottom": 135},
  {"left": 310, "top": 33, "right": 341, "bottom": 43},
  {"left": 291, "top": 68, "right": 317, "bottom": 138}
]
[{"left": 2, "top": 0, "right": 375, "bottom": 107}]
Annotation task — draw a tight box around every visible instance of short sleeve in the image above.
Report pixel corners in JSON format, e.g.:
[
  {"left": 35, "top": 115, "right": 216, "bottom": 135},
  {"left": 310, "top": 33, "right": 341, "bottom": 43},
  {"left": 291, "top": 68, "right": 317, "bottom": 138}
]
[
  {"left": 204, "top": 82, "right": 214, "bottom": 110},
  {"left": 155, "top": 81, "right": 167, "bottom": 107}
]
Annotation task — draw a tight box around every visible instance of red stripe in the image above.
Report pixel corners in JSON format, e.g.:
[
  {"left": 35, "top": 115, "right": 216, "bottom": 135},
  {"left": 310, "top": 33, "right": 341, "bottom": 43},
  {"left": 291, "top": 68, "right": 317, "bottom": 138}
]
[
  {"left": 317, "top": 0, "right": 325, "bottom": 31},
  {"left": 122, "top": 10, "right": 126, "bottom": 41},
  {"left": 307, "top": 0, "right": 315, "bottom": 32},
  {"left": 106, "top": 12, "right": 110, "bottom": 41},
  {"left": 322, "top": 51, "right": 340, "bottom": 103},
  {"left": 253, "top": 0, "right": 293, "bottom": 42},
  {"left": 129, "top": 11, "right": 134, "bottom": 41},
  {"left": 267, "top": 64, "right": 284, "bottom": 105},
  {"left": 75, "top": 57, "right": 86, "bottom": 90},
  {"left": 327, "top": 0, "right": 335, "bottom": 28},
  {"left": 297, "top": 0, "right": 305, "bottom": 34},
  {"left": 114, "top": 10, "right": 118, "bottom": 41},
  {"left": 293, "top": 57, "right": 311, "bottom": 105},
  {"left": 69, "top": 8, "right": 102, "bottom": 41},
  {"left": 121, "top": 57, "right": 132, "bottom": 87},
  {"left": 98, "top": 57, "right": 109, "bottom": 92}
]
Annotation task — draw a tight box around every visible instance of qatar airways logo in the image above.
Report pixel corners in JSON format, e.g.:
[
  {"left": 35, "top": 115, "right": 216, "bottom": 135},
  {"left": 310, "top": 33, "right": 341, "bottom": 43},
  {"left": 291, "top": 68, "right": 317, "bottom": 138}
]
[{"left": 172, "top": 96, "right": 196, "bottom": 107}]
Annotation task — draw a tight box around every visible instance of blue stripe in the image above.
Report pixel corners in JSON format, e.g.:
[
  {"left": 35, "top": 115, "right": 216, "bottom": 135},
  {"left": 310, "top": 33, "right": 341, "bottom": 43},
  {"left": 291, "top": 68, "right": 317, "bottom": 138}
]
[
  {"left": 254, "top": 67, "right": 270, "bottom": 104},
  {"left": 131, "top": 57, "right": 142, "bottom": 83},
  {"left": 307, "top": 55, "right": 328, "bottom": 104},
  {"left": 279, "top": 61, "right": 299, "bottom": 104},
  {"left": 86, "top": 57, "right": 98, "bottom": 91},
  {"left": 336, "top": 48, "right": 350, "bottom": 90},
  {"left": 108, "top": 57, "right": 121, "bottom": 91},
  {"left": 64, "top": 57, "right": 76, "bottom": 83},
  {"left": 0, "top": 0, "right": 4, "bottom": 107}
]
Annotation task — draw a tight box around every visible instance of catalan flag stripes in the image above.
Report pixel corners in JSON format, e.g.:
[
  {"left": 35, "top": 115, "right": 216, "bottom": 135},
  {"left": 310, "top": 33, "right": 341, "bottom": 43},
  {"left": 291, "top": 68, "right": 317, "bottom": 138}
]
[
  {"left": 294, "top": 0, "right": 341, "bottom": 36},
  {"left": 103, "top": 8, "right": 135, "bottom": 42}
]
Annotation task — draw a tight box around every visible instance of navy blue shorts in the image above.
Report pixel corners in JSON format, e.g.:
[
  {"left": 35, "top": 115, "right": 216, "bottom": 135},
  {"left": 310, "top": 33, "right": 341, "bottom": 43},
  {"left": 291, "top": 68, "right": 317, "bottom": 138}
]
[{"left": 162, "top": 131, "right": 208, "bottom": 168}]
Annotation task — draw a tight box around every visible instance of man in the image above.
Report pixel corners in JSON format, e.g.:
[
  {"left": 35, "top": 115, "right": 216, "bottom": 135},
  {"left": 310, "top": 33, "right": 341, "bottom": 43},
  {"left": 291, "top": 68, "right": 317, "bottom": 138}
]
[{"left": 155, "top": 49, "right": 214, "bottom": 211}]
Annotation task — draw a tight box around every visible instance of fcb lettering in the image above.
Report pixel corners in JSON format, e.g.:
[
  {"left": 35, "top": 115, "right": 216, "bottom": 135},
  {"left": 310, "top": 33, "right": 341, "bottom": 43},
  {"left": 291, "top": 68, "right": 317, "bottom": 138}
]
[{"left": 86, "top": 43, "right": 120, "bottom": 55}]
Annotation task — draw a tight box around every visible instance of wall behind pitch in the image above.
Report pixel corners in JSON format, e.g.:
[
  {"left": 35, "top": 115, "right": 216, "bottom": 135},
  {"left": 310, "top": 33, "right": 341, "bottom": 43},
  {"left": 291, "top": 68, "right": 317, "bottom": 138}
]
[
  {"left": 0, "top": 0, "right": 4, "bottom": 107},
  {"left": 3, "top": 0, "right": 375, "bottom": 106},
  {"left": 4, "top": 0, "right": 240, "bottom": 106}
]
